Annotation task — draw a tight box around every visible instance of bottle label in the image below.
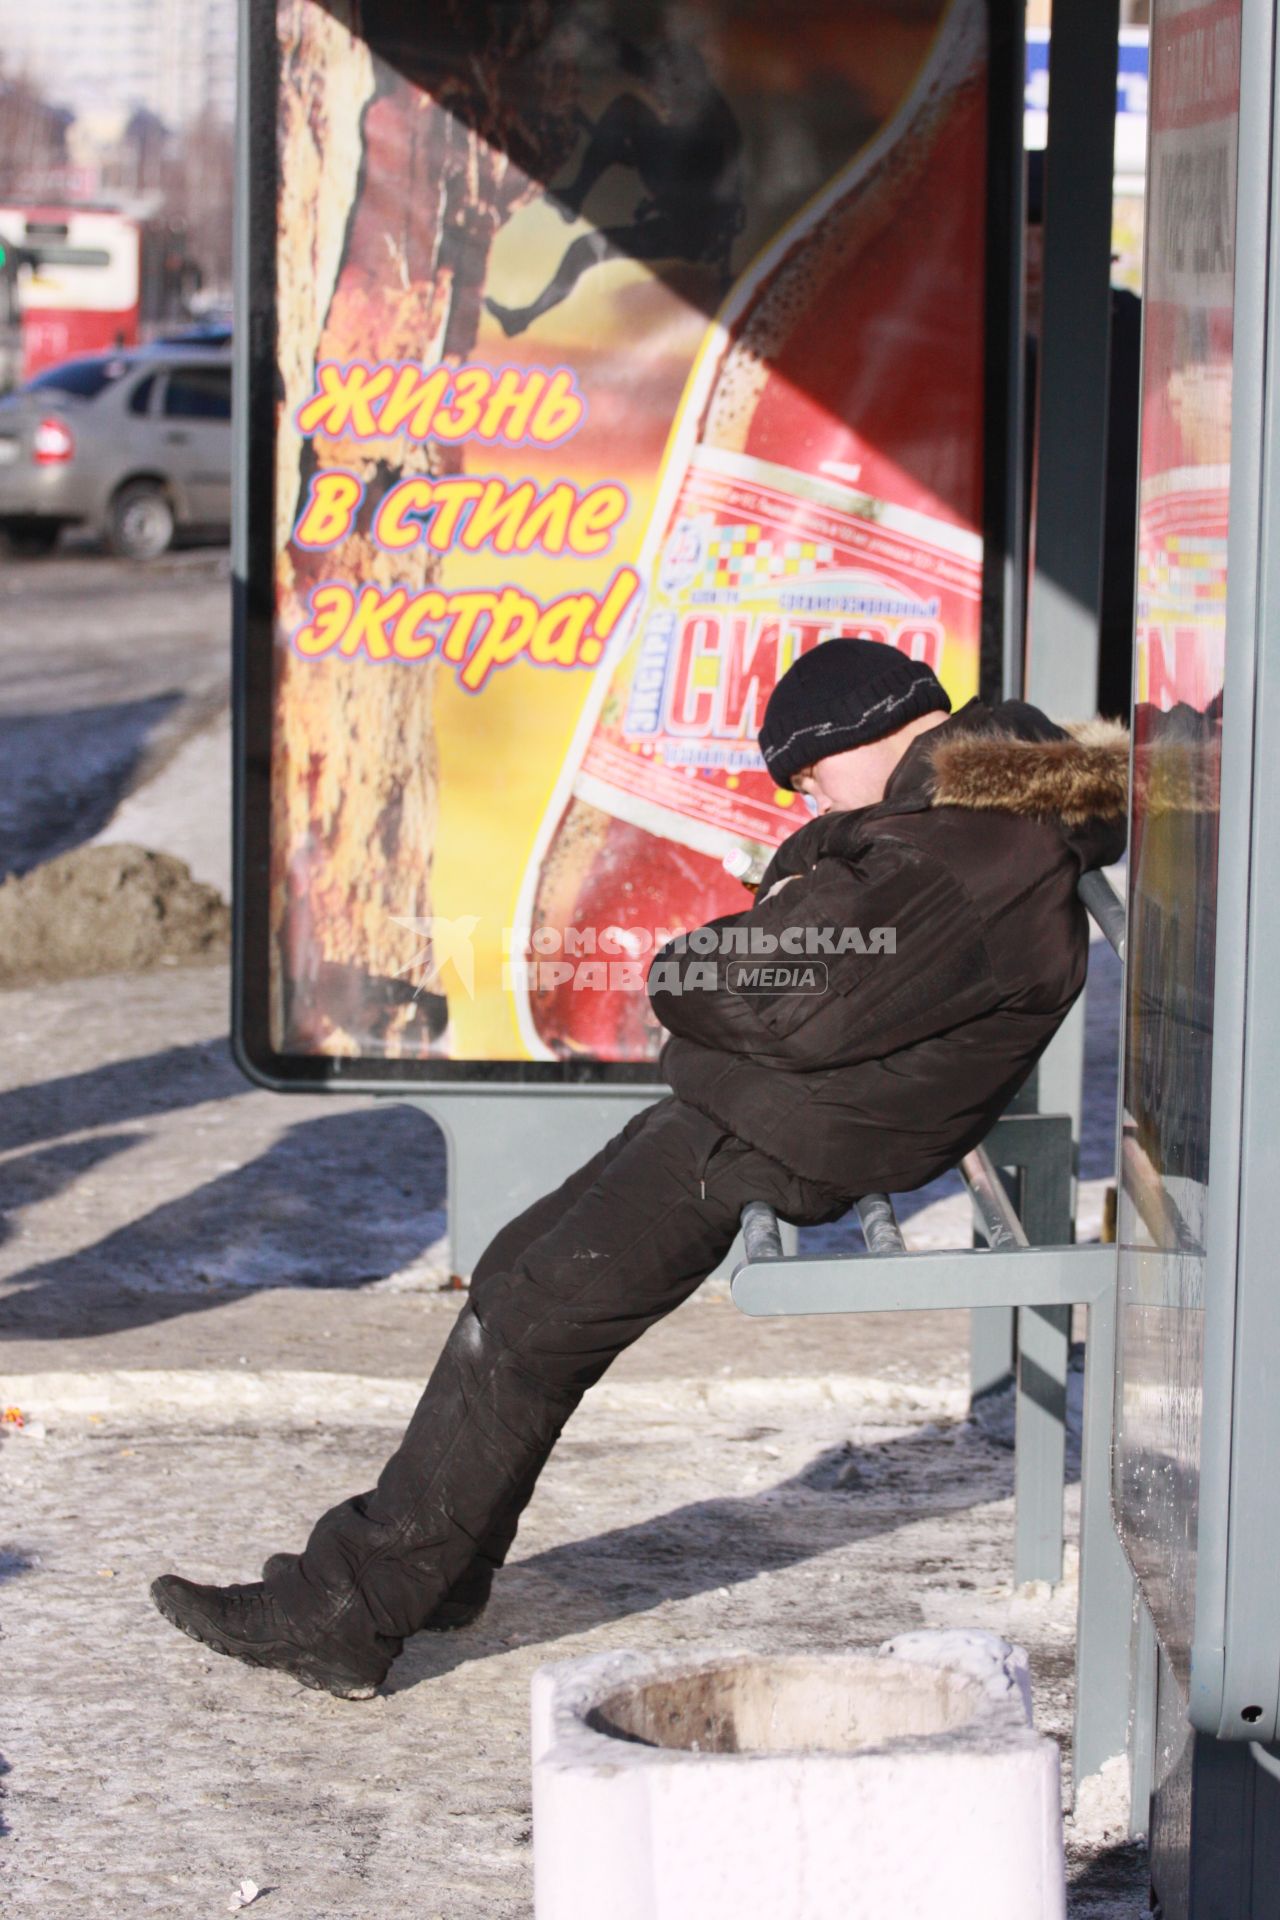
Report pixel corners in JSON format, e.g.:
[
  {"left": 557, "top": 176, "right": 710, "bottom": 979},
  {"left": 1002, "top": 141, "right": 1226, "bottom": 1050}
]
[{"left": 575, "top": 444, "right": 982, "bottom": 854}]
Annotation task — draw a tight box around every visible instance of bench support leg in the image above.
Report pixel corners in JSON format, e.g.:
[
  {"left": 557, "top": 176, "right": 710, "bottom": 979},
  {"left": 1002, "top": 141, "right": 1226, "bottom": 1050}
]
[
  {"left": 1014, "top": 1144, "right": 1073, "bottom": 1585},
  {"left": 1073, "top": 1279, "right": 1136, "bottom": 1804},
  {"left": 971, "top": 1155, "right": 1019, "bottom": 1406},
  {"left": 970, "top": 1304, "right": 1017, "bottom": 1399},
  {"left": 1127, "top": 1588, "right": 1159, "bottom": 1839},
  {"left": 1015, "top": 1302, "right": 1071, "bottom": 1583}
]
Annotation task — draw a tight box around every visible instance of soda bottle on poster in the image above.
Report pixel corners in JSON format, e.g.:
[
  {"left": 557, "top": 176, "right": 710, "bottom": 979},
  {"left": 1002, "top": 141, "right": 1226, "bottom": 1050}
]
[{"left": 513, "top": 0, "right": 987, "bottom": 1061}]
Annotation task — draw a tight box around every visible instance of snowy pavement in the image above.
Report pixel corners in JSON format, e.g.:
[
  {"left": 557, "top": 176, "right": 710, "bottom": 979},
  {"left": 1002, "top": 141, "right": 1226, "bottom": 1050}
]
[
  {"left": 0, "top": 553, "right": 1147, "bottom": 1916},
  {"left": 0, "top": 950, "right": 1146, "bottom": 1918},
  {"left": 2, "top": 1353, "right": 1145, "bottom": 1918}
]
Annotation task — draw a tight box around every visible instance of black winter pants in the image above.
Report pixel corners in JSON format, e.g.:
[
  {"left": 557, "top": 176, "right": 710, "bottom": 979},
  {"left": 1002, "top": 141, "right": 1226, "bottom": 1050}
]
[{"left": 268, "top": 1095, "right": 850, "bottom": 1668}]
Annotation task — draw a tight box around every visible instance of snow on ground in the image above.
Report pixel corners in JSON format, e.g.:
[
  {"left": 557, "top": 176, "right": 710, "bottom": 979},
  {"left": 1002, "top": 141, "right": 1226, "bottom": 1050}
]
[
  {"left": 0, "top": 948, "right": 1147, "bottom": 1918},
  {"left": 0, "top": 554, "right": 1146, "bottom": 1915},
  {"left": 90, "top": 706, "right": 232, "bottom": 898},
  {"left": 1, "top": 1364, "right": 1148, "bottom": 1918}
]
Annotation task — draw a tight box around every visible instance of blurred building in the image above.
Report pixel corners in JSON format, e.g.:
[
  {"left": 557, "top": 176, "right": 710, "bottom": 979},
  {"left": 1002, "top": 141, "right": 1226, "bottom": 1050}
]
[{"left": 0, "top": 0, "right": 235, "bottom": 128}]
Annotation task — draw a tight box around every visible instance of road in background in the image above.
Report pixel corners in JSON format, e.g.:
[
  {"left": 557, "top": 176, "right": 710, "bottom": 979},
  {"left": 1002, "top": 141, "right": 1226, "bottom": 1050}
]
[{"left": 0, "top": 547, "right": 230, "bottom": 879}]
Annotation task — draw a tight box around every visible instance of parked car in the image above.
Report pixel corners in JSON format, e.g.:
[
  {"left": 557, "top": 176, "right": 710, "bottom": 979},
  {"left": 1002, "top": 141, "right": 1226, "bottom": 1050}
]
[{"left": 0, "top": 344, "right": 231, "bottom": 559}]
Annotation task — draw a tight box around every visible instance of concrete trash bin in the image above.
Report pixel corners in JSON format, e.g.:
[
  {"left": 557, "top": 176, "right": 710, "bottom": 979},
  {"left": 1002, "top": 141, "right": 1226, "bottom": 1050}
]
[{"left": 531, "top": 1631, "right": 1065, "bottom": 1920}]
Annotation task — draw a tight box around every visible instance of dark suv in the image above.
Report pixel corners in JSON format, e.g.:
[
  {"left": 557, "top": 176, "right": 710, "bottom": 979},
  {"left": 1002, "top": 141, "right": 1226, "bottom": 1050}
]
[{"left": 0, "top": 344, "right": 231, "bottom": 559}]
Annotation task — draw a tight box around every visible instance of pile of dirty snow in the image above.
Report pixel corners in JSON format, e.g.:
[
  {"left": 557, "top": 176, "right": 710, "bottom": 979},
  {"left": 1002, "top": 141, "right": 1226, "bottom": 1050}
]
[{"left": 0, "top": 841, "right": 229, "bottom": 986}]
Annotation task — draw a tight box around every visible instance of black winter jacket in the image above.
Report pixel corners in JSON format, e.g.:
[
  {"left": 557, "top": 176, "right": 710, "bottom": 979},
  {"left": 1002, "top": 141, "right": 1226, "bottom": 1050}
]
[{"left": 648, "top": 698, "right": 1129, "bottom": 1195}]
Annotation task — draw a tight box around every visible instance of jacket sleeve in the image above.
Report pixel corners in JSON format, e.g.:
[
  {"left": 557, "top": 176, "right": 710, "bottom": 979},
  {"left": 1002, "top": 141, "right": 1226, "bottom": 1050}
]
[
  {"left": 647, "top": 833, "right": 999, "bottom": 1072},
  {"left": 753, "top": 808, "right": 857, "bottom": 898}
]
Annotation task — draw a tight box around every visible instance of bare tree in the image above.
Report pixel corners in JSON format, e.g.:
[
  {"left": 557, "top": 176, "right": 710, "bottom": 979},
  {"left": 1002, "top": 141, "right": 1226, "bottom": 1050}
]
[
  {"left": 0, "top": 64, "right": 72, "bottom": 199},
  {"left": 163, "top": 109, "right": 234, "bottom": 295}
]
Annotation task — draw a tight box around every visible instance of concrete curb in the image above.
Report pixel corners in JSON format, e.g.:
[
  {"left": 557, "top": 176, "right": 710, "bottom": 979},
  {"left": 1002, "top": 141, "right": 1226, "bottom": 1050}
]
[{"left": 0, "top": 1368, "right": 968, "bottom": 1429}]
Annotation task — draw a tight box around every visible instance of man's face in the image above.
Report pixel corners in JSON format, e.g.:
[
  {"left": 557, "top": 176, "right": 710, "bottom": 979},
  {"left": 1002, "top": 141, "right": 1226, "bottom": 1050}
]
[
  {"left": 789, "top": 710, "right": 950, "bottom": 815},
  {"left": 790, "top": 735, "right": 910, "bottom": 815}
]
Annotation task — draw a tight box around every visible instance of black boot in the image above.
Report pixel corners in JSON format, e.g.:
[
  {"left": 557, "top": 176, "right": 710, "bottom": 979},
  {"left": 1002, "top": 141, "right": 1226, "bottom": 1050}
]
[
  {"left": 150, "top": 1575, "right": 396, "bottom": 1699},
  {"left": 261, "top": 1551, "right": 494, "bottom": 1630}
]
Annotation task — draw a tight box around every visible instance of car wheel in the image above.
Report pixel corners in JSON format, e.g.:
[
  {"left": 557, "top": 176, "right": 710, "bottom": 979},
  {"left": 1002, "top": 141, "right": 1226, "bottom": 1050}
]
[
  {"left": 2, "top": 520, "right": 62, "bottom": 557},
  {"left": 108, "top": 481, "right": 175, "bottom": 561}
]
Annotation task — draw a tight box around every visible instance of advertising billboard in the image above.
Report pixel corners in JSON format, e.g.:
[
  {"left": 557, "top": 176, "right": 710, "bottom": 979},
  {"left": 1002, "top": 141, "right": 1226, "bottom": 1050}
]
[{"left": 238, "top": 0, "right": 1001, "bottom": 1083}]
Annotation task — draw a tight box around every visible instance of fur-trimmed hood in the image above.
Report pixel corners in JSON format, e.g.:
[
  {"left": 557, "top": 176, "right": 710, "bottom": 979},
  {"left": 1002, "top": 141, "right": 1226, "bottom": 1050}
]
[
  {"left": 875, "top": 697, "right": 1134, "bottom": 876},
  {"left": 751, "top": 695, "right": 1217, "bottom": 927},
  {"left": 920, "top": 705, "right": 1220, "bottom": 823},
  {"left": 926, "top": 717, "right": 1130, "bottom": 827}
]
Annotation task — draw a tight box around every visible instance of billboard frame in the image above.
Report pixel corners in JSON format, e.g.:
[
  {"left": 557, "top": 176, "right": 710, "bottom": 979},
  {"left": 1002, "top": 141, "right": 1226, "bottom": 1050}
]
[{"left": 232, "top": 0, "right": 1023, "bottom": 1094}]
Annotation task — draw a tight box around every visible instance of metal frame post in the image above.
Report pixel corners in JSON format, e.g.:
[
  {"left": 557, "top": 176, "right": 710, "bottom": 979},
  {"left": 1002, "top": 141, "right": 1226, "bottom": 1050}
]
[
  {"left": 1150, "top": 1651, "right": 1280, "bottom": 1913},
  {"left": 1073, "top": 1273, "right": 1141, "bottom": 1789},
  {"left": 1025, "top": 0, "right": 1120, "bottom": 720},
  {"left": 1187, "top": 0, "right": 1280, "bottom": 1747},
  {"left": 1011, "top": 1128, "right": 1073, "bottom": 1586},
  {"left": 410, "top": 1089, "right": 662, "bottom": 1278},
  {"left": 1023, "top": 0, "right": 1123, "bottom": 1214},
  {"left": 980, "top": 1113, "right": 1075, "bottom": 1585},
  {"left": 969, "top": 1084, "right": 1038, "bottom": 1408},
  {"left": 1128, "top": 1593, "right": 1160, "bottom": 1841},
  {"left": 982, "top": 0, "right": 1029, "bottom": 705}
]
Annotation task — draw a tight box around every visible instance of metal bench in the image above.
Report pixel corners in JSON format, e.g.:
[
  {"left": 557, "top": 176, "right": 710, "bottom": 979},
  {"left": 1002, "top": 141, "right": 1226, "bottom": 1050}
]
[{"left": 731, "top": 869, "right": 1131, "bottom": 1790}]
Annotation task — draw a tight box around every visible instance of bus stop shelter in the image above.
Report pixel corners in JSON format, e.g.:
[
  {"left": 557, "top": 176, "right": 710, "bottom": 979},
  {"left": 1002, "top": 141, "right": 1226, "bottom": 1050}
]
[{"left": 236, "top": 0, "right": 1278, "bottom": 1907}]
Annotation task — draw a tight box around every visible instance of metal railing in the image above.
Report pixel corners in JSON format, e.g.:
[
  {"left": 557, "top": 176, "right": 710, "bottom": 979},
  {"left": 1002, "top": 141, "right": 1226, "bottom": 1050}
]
[{"left": 738, "top": 867, "right": 1126, "bottom": 1270}]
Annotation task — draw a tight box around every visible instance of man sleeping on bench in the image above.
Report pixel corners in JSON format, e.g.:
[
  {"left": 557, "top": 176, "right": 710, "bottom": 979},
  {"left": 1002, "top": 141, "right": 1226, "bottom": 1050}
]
[{"left": 152, "top": 638, "right": 1129, "bottom": 1699}]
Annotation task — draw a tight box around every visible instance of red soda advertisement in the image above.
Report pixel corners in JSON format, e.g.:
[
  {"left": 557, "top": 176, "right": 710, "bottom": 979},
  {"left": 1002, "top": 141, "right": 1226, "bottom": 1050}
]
[{"left": 248, "top": 0, "right": 993, "bottom": 1077}]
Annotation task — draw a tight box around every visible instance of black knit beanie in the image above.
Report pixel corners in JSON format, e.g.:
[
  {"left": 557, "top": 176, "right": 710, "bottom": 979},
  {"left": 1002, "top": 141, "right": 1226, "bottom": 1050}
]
[{"left": 759, "top": 638, "right": 952, "bottom": 789}]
